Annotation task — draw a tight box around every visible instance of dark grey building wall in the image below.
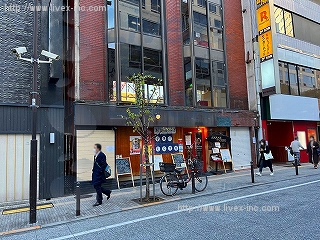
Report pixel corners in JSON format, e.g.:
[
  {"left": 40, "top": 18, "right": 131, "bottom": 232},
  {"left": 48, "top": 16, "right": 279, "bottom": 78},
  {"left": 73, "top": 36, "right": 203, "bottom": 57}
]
[
  {"left": 0, "top": 0, "right": 64, "bottom": 106},
  {"left": 0, "top": 105, "right": 65, "bottom": 199}
]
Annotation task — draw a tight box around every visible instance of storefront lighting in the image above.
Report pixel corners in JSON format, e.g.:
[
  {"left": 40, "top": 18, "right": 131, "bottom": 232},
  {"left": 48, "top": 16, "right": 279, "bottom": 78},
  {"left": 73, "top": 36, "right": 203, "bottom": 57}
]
[{"left": 155, "top": 114, "right": 161, "bottom": 120}]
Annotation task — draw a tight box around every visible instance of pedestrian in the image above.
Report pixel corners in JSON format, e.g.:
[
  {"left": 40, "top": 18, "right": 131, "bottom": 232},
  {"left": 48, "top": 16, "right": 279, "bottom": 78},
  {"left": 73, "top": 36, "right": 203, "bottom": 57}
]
[
  {"left": 306, "top": 136, "right": 319, "bottom": 169},
  {"left": 256, "top": 139, "right": 274, "bottom": 176},
  {"left": 92, "top": 143, "right": 111, "bottom": 206},
  {"left": 290, "top": 136, "right": 304, "bottom": 166}
]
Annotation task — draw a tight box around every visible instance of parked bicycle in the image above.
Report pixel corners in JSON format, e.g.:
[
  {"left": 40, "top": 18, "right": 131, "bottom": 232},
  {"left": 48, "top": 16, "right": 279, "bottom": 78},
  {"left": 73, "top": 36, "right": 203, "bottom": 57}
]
[{"left": 159, "top": 158, "right": 208, "bottom": 196}]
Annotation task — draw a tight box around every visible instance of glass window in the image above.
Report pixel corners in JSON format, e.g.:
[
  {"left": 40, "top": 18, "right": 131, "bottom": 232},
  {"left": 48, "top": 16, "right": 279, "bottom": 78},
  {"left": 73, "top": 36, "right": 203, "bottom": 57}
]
[
  {"left": 197, "top": 0, "right": 207, "bottom": 8},
  {"left": 279, "top": 62, "right": 290, "bottom": 95},
  {"left": 108, "top": 43, "right": 116, "bottom": 101},
  {"left": 288, "top": 64, "right": 299, "bottom": 96},
  {"left": 274, "top": 6, "right": 285, "bottom": 34},
  {"left": 274, "top": 6, "right": 294, "bottom": 37},
  {"left": 213, "top": 87, "right": 227, "bottom": 108},
  {"left": 212, "top": 61, "right": 225, "bottom": 86},
  {"left": 194, "top": 24, "right": 209, "bottom": 47},
  {"left": 209, "top": 1, "right": 223, "bottom": 50},
  {"left": 119, "top": 1, "right": 140, "bottom": 32},
  {"left": 143, "top": 19, "right": 161, "bottom": 36},
  {"left": 299, "top": 66, "right": 316, "bottom": 97},
  {"left": 143, "top": 0, "right": 162, "bottom": 37},
  {"left": 209, "top": 2, "right": 217, "bottom": 14},
  {"left": 181, "top": 0, "right": 190, "bottom": 45},
  {"left": 144, "top": 48, "right": 163, "bottom": 80},
  {"left": 107, "top": 0, "right": 115, "bottom": 29},
  {"left": 185, "top": 57, "right": 193, "bottom": 106},
  {"left": 193, "top": 11, "right": 208, "bottom": 26},
  {"left": 284, "top": 11, "right": 294, "bottom": 37},
  {"left": 196, "top": 58, "right": 212, "bottom": 107},
  {"left": 151, "top": 0, "right": 161, "bottom": 12}
]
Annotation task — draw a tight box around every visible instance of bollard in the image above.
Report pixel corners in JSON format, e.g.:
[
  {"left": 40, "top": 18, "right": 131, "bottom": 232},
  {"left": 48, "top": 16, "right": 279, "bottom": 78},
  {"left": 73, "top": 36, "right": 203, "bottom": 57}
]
[
  {"left": 295, "top": 155, "right": 298, "bottom": 175},
  {"left": 76, "top": 182, "right": 80, "bottom": 216},
  {"left": 191, "top": 171, "right": 195, "bottom": 194},
  {"left": 250, "top": 161, "right": 255, "bottom": 183}
]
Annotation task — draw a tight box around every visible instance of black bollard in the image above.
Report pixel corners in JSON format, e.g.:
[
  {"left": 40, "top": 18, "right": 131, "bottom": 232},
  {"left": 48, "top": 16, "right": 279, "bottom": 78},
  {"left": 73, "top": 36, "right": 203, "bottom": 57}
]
[
  {"left": 76, "top": 182, "right": 80, "bottom": 216},
  {"left": 251, "top": 161, "right": 255, "bottom": 183},
  {"left": 191, "top": 171, "right": 195, "bottom": 194},
  {"left": 295, "top": 155, "right": 298, "bottom": 175}
]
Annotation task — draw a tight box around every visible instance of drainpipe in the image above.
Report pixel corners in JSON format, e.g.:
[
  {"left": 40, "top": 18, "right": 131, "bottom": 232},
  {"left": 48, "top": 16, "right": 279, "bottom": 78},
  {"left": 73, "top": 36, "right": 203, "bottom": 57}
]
[{"left": 74, "top": 0, "right": 80, "bottom": 101}]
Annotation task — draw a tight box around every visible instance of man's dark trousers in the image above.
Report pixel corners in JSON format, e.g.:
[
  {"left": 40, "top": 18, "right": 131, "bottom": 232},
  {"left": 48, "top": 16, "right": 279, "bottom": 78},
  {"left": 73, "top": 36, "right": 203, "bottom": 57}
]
[{"left": 94, "top": 184, "right": 111, "bottom": 203}]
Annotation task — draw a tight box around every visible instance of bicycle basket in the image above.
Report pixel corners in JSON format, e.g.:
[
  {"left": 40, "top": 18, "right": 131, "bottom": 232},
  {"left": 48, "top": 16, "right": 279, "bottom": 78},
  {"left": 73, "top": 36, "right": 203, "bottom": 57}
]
[{"left": 159, "top": 162, "right": 176, "bottom": 172}]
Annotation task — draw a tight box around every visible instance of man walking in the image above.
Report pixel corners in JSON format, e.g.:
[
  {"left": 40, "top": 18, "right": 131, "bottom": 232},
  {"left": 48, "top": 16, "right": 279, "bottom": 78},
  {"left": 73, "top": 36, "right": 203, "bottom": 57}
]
[
  {"left": 92, "top": 143, "right": 111, "bottom": 206},
  {"left": 290, "top": 137, "right": 304, "bottom": 166}
]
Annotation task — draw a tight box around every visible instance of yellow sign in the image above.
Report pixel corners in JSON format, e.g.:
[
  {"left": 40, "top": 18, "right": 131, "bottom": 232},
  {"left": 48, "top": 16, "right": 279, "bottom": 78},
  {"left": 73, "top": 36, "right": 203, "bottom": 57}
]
[
  {"left": 256, "top": 3, "right": 271, "bottom": 34},
  {"left": 256, "top": 0, "right": 269, "bottom": 7},
  {"left": 259, "top": 31, "right": 273, "bottom": 62}
]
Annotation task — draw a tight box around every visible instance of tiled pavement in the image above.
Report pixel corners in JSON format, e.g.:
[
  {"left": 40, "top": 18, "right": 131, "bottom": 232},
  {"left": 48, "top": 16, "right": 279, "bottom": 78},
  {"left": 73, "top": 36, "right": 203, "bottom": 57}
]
[{"left": 0, "top": 163, "right": 319, "bottom": 236}]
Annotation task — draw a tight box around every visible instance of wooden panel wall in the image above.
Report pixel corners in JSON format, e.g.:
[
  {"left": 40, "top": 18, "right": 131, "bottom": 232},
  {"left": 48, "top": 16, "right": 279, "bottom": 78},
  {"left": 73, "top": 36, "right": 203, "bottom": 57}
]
[{"left": 116, "top": 127, "right": 185, "bottom": 175}]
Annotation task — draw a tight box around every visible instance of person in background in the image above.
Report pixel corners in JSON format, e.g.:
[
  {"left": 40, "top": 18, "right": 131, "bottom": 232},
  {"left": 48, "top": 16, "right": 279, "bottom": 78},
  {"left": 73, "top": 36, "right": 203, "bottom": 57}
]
[
  {"left": 92, "top": 143, "right": 111, "bottom": 206},
  {"left": 256, "top": 139, "right": 274, "bottom": 176},
  {"left": 290, "top": 136, "right": 304, "bottom": 166},
  {"left": 306, "top": 136, "right": 319, "bottom": 169}
]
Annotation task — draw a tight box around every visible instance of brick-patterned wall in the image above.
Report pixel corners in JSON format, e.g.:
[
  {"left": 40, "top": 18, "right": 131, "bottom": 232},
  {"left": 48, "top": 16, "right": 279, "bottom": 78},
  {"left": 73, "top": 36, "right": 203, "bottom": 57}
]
[
  {"left": 166, "top": 0, "right": 185, "bottom": 106},
  {"left": 224, "top": 0, "right": 249, "bottom": 110},
  {"left": 79, "top": 0, "right": 106, "bottom": 101}
]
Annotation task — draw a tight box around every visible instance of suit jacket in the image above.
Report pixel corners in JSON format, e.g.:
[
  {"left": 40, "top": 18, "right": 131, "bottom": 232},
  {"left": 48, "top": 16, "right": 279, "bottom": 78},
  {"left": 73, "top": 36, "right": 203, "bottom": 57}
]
[
  {"left": 92, "top": 151, "right": 107, "bottom": 185},
  {"left": 307, "top": 141, "right": 319, "bottom": 163}
]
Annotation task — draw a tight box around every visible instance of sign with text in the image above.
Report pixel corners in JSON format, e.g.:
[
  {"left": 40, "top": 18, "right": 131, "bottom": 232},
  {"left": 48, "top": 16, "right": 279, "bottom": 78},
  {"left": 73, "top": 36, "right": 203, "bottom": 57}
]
[
  {"left": 259, "top": 31, "right": 273, "bottom": 62},
  {"left": 256, "top": 3, "right": 271, "bottom": 34}
]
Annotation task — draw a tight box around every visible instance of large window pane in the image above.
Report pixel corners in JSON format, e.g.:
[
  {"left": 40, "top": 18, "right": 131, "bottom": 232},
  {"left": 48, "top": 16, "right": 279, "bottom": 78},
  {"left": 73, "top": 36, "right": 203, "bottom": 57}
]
[
  {"left": 284, "top": 11, "right": 294, "bottom": 37},
  {"left": 196, "top": 58, "right": 212, "bottom": 107},
  {"left": 289, "top": 64, "right": 299, "bottom": 96},
  {"left": 185, "top": 57, "right": 193, "bottom": 106},
  {"left": 209, "top": 1, "right": 223, "bottom": 50},
  {"left": 142, "top": 0, "right": 161, "bottom": 36},
  {"left": 107, "top": 0, "right": 115, "bottom": 29},
  {"left": 120, "top": 43, "right": 142, "bottom": 102},
  {"left": 108, "top": 43, "right": 116, "bottom": 101},
  {"left": 194, "top": 23, "right": 209, "bottom": 47},
  {"left": 274, "top": 6, "right": 285, "bottom": 34},
  {"left": 213, "top": 87, "right": 227, "bottom": 107},
  {"left": 212, "top": 61, "right": 225, "bottom": 86},
  {"left": 279, "top": 62, "right": 290, "bottom": 95},
  {"left": 119, "top": 1, "right": 140, "bottom": 32},
  {"left": 299, "top": 66, "right": 317, "bottom": 97},
  {"left": 181, "top": 0, "right": 190, "bottom": 45}
]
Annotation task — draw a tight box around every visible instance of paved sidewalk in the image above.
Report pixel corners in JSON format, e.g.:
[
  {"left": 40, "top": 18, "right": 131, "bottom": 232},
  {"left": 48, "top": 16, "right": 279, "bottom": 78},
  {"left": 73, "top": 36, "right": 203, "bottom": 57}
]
[{"left": 0, "top": 164, "right": 318, "bottom": 236}]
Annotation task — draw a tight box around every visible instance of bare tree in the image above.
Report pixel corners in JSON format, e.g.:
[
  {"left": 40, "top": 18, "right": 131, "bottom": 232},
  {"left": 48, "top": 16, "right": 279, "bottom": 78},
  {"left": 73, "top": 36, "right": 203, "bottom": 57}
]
[{"left": 122, "top": 73, "right": 162, "bottom": 201}]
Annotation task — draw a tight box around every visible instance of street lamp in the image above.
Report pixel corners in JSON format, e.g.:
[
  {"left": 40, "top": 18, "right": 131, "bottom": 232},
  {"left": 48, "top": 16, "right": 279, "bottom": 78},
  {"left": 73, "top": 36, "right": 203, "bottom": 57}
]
[{"left": 12, "top": 24, "right": 59, "bottom": 225}]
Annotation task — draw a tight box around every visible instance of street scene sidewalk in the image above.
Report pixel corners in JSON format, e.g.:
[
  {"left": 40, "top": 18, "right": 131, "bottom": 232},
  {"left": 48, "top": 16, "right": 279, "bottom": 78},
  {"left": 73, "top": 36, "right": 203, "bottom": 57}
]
[{"left": 1, "top": 164, "right": 318, "bottom": 236}]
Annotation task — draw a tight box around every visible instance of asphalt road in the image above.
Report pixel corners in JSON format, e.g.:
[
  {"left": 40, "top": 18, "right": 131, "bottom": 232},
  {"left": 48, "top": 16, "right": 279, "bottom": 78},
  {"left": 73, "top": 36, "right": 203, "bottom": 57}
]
[{"left": 3, "top": 174, "right": 320, "bottom": 240}]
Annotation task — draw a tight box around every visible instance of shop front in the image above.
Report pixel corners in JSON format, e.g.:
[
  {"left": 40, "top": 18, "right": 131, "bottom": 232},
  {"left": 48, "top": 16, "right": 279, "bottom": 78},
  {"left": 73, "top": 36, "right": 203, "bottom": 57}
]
[
  {"left": 261, "top": 94, "right": 320, "bottom": 163},
  {"left": 73, "top": 103, "right": 256, "bottom": 190}
]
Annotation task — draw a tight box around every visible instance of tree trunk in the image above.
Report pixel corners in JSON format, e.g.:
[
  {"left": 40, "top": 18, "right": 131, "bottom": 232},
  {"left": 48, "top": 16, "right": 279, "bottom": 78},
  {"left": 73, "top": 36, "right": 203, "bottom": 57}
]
[{"left": 144, "top": 142, "right": 151, "bottom": 201}]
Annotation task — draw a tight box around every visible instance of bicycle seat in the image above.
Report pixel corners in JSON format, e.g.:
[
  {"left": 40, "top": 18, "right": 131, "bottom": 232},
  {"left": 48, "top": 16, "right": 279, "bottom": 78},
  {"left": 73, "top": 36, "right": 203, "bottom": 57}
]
[{"left": 175, "top": 168, "right": 183, "bottom": 173}]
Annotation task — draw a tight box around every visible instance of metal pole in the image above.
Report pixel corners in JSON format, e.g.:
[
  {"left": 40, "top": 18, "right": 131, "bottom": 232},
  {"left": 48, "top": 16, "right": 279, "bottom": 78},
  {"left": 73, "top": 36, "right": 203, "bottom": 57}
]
[
  {"left": 29, "top": 0, "right": 39, "bottom": 224},
  {"left": 76, "top": 182, "right": 80, "bottom": 216},
  {"left": 140, "top": 148, "right": 143, "bottom": 202},
  {"left": 295, "top": 154, "right": 298, "bottom": 175},
  {"left": 250, "top": 161, "right": 255, "bottom": 183},
  {"left": 191, "top": 171, "right": 195, "bottom": 194},
  {"left": 152, "top": 149, "right": 155, "bottom": 201}
]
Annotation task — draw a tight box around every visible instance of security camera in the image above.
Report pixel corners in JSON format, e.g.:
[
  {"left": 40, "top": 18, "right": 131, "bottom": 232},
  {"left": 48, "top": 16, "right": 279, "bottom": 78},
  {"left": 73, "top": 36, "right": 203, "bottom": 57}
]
[
  {"left": 41, "top": 50, "right": 60, "bottom": 60},
  {"left": 11, "top": 47, "right": 27, "bottom": 57}
]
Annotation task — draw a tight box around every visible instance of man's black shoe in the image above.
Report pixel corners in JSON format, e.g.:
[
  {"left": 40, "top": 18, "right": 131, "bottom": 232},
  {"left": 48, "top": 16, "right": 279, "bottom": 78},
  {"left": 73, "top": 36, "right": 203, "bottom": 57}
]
[
  {"left": 107, "top": 191, "right": 112, "bottom": 200},
  {"left": 93, "top": 202, "right": 102, "bottom": 207}
]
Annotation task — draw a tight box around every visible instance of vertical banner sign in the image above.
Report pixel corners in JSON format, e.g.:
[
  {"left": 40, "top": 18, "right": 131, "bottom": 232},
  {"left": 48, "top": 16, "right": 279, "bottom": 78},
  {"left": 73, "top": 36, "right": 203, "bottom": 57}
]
[
  {"left": 256, "top": 0, "right": 276, "bottom": 96},
  {"left": 256, "top": 0, "right": 273, "bottom": 62}
]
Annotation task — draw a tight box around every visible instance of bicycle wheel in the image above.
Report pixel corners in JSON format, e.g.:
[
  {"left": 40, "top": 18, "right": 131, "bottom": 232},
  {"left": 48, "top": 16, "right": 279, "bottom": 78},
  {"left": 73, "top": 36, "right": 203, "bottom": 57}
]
[
  {"left": 160, "top": 173, "right": 179, "bottom": 196},
  {"left": 194, "top": 172, "right": 208, "bottom": 192}
]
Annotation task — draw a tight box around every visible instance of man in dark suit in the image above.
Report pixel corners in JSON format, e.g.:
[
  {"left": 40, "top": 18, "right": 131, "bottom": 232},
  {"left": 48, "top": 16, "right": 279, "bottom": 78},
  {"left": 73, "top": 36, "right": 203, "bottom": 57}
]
[{"left": 92, "top": 143, "right": 111, "bottom": 206}]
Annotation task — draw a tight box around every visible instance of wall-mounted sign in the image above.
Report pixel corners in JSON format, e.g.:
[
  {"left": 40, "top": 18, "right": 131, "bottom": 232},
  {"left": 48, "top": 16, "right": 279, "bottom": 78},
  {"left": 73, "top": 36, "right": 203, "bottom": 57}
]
[
  {"left": 154, "top": 127, "right": 176, "bottom": 135},
  {"left": 259, "top": 31, "right": 273, "bottom": 62},
  {"left": 256, "top": 3, "right": 271, "bottom": 34}
]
